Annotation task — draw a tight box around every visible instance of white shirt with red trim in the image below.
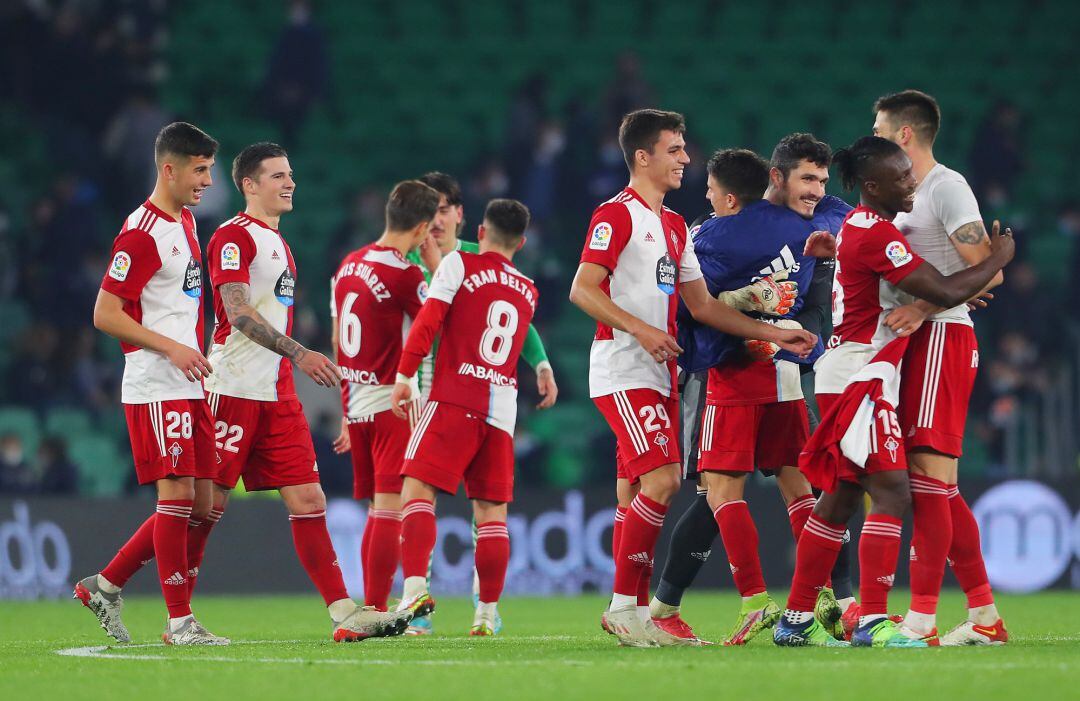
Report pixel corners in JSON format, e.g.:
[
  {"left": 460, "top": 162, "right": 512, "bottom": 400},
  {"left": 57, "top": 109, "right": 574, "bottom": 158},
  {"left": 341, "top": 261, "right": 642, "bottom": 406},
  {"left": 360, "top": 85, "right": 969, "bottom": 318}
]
[
  {"left": 100, "top": 201, "right": 205, "bottom": 405},
  {"left": 330, "top": 244, "right": 427, "bottom": 418},
  {"left": 579, "top": 187, "right": 702, "bottom": 399},
  {"left": 891, "top": 163, "right": 982, "bottom": 326},
  {"left": 815, "top": 206, "right": 925, "bottom": 395},
  {"left": 204, "top": 213, "right": 298, "bottom": 402}
]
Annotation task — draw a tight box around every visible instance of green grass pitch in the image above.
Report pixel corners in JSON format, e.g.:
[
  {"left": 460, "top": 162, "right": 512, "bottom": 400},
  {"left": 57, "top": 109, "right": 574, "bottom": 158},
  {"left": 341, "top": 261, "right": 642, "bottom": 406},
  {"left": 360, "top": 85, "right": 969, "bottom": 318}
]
[{"left": 2, "top": 591, "right": 1076, "bottom": 700}]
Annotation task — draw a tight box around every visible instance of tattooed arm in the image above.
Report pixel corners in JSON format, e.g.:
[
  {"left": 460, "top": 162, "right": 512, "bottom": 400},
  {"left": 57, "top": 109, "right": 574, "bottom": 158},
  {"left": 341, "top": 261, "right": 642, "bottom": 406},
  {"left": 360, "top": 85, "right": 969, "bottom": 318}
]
[
  {"left": 950, "top": 220, "right": 1004, "bottom": 293},
  {"left": 219, "top": 282, "right": 342, "bottom": 387}
]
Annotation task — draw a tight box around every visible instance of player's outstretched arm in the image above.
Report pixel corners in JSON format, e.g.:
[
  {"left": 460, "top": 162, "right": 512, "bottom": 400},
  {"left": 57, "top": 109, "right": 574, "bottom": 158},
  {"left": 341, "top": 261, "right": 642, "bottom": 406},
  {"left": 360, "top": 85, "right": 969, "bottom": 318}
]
[
  {"left": 521, "top": 324, "right": 557, "bottom": 409},
  {"left": 894, "top": 222, "right": 1015, "bottom": 311},
  {"left": 391, "top": 298, "right": 451, "bottom": 418},
  {"left": 569, "top": 262, "right": 682, "bottom": 363},
  {"left": 680, "top": 278, "right": 817, "bottom": 357},
  {"left": 93, "top": 289, "right": 212, "bottom": 382},
  {"left": 718, "top": 271, "right": 798, "bottom": 316},
  {"left": 219, "top": 281, "right": 341, "bottom": 388}
]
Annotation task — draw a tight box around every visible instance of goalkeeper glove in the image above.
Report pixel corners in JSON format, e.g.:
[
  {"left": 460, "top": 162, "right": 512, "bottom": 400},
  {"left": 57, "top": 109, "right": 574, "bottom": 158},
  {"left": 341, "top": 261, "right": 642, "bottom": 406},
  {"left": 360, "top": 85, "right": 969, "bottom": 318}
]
[{"left": 717, "top": 271, "right": 798, "bottom": 316}]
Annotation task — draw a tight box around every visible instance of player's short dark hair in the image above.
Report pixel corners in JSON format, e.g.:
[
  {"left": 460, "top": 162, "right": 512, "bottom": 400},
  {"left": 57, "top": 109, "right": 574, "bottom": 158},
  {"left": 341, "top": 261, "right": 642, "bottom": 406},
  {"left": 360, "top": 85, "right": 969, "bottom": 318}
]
[
  {"left": 385, "top": 180, "right": 441, "bottom": 231},
  {"left": 618, "top": 109, "right": 686, "bottom": 172},
  {"left": 232, "top": 142, "right": 288, "bottom": 193},
  {"left": 874, "top": 89, "right": 942, "bottom": 144},
  {"left": 154, "top": 122, "right": 218, "bottom": 164},
  {"left": 483, "top": 199, "right": 530, "bottom": 246},
  {"left": 833, "top": 136, "right": 903, "bottom": 191},
  {"left": 771, "top": 133, "right": 832, "bottom": 180},
  {"left": 706, "top": 149, "right": 770, "bottom": 205},
  {"left": 418, "top": 171, "right": 463, "bottom": 206}
]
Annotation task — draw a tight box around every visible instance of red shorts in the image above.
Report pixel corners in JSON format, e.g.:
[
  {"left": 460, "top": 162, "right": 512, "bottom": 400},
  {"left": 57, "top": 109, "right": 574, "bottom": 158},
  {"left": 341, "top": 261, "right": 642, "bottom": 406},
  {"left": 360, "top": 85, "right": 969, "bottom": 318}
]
[
  {"left": 208, "top": 393, "right": 320, "bottom": 492},
  {"left": 697, "top": 400, "right": 809, "bottom": 473},
  {"left": 899, "top": 321, "right": 977, "bottom": 457},
  {"left": 124, "top": 399, "right": 217, "bottom": 485},
  {"left": 401, "top": 401, "right": 514, "bottom": 503},
  {"left": 348, "top": 404, "right": 419, "bottom": 500},
  {"left": 593, "top": 389, "right": 681, "bottom": 483},
  {"left": 816, "top": 393, "right": 907, "bottom": 483}
]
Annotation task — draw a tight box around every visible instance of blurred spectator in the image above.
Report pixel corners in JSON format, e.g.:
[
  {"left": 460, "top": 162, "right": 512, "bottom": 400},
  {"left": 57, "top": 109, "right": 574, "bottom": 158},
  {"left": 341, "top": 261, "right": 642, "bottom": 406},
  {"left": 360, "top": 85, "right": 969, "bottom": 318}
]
[
  {"left": 36, "top": 436, "right": 78, "bottom": 494},
  {"left": 520, "top": 121, "right": 567, "bottom": 224},
  {"left": 504, "top": 74, "right": 550, "bottom": 192},
  {"left": 261, "top": 0, "right": 329, "bottom": 144},
  {"left": 311, "top": 411, "right": 352, "bottom": 496},
  {"left": 603, "top": 52, "right": 654, "bottom": 131},
  {"left": 968, "top": 100, "right": 1024, "bottom": 202},
  {"left": 329, "top": 187, "right": 385, "bottom": 265},
  {"left": 102, "top": 88, "right": 172, "bottom": 211},
  {"left": 0, "top": 433, "right": 34, "bottom": 494},
  {"left": 69, "top": 328, "right": 117, "bottom": 413}
]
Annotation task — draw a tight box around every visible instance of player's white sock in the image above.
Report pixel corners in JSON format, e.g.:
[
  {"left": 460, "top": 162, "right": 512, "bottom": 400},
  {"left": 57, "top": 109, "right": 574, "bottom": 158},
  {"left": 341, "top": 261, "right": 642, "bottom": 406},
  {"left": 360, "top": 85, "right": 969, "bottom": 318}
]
[
  {"left": 636, "top": 605, "right": 650, "bottom": 623},
  {"left": 969, "top": 604, "right": 999, "bottom": 625},
  {"left": 858, "top": 614, "right": 886, "bottom": 629},
  {"left": 168, "top": 614, "right": 194, "bottom": 632},
  {"left": 472, "top": 569, "right": 481, "bottom": 598},
  {"left": 476, "top": 601, "right": 498, "bottom": 619},
  {"left": 783, "top": 609, "right": 813, "bottom": 625},
  {"left": 837, "top": 596, "right": 856, "bottom": 613},
  {"left": 327, "top": 598, "right": 357, "bottom": 624},
  {"left": 96, "top": 573, "right": 121, "bottom": 594},
  {"left": 904, "top": 610, "right": 936, "bottom": 634},
  {"left": 649, "top": 597, "right": 679, "bottom": 619},
  {"left": 402, "top": 575, "right": 428, "bottom": 602},
  {"left": 610, "top": 593, "right": 636, "bottom": 610}
]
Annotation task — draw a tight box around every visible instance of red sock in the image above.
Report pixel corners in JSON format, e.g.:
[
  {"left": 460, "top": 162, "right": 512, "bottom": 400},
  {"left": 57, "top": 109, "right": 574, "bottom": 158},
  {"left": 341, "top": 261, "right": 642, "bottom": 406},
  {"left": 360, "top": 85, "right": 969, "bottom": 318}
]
[
  {"left": 614, "top": 494, "right": 667, "bottom": 597},
  {"left": 101, "top": 514, "right": 156, "bottom": 587},
  {"left": 154, "top": 500, "right": 192, "bottom": 618},
  {"left": 786, "top": 495, "right": 815, "bottom": 541},
  {"left": 475, "top": 521, "right": 510, "bottom": 603},
  {"left": 185, "top": 507, "right": 222, "bottom": 599},
  {"left": 612, "top": 505, "right": 627, "bottom": 560},
  {"left": 289, "top": 510, "right": 349, "bottom": 606},
  {"left": 714, "top": 500, "right": 765, "bottom": 597},
  {"left": 401, "top": 499, "right": 437, "bottom": 579},
  {"left": 787, "top": 514, "right": 845, "bottom": 611},
  {"left": 859, "top": 514, "right": 903, "bottom": 617},
  {"left": 365, "top": 510, "right": 402, "bottom": 610},
  {"left": 909, "top": 475, "right": 952, "bottom": 615},
  {"left": 947, "top": 486, "right": 994, "bottom": 608},
  {"left": 361, "top": 509, "right": 375, "bottom": 601},
  {"left": 637, "top": 563, "right": 652, "bottom": 606}
]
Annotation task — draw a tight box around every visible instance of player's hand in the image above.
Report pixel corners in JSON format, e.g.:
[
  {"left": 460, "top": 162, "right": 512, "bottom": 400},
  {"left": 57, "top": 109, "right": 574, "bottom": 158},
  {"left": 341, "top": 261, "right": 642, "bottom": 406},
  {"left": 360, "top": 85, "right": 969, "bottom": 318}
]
[
  {"left": 390, "top": 382, "right": 412, "bottom": 419},
  {"left": 166, "top": 342, "right": 213, "bottom": 382},
  {"left": 719, "top": 271, "right": 799, "bottom": 316},
  {"left": 419, "top": 232, "right": 442, "bottom": 272},
  {"left": 884, "top": 304, "right": 928, "bottom": 337},
  {"left": 296, "top": 350, "right": 343, "bottom": 388},
  {"left": 967, "top": 291, "right": 994, "bottom": 311},
  {"left": 332, "top": 417, "right": 351, "bottom": 454},
  {"left": 803, "top": 231, "right": 837, "bottom": 258},
  {"left": 536, "top": 367, "right": 558, "bottom": 409},
  {"left": 632, "top": 323, "right": 682, "bottom": 364},
  {"left": 988, "top": 220, "right": 1015, "bottom": 264},
  {"left": 767, "top": 323, "right": 817, "bottom": 358}
]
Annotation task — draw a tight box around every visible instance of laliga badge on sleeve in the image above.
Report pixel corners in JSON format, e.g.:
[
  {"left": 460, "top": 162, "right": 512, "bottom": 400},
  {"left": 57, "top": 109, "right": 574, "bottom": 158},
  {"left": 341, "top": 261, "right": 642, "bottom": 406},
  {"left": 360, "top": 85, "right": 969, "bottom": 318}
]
[
  {"left": 221, "top": 242, "right": 241, "bottom": 271},
  {"left": 589, "top": 222, "right": 613, "bottom": 250},
  {"left": 108, "top": 251, "right": 131, "bottom": 281},
  {"left": 885, "top": 241, "right": 913, "bottom": 268}
]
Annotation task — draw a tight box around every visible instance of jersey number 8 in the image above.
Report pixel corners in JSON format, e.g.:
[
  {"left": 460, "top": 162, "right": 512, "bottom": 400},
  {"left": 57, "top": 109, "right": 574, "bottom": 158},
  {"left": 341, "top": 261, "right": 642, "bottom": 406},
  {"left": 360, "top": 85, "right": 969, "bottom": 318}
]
[{"left": 479, "top": 300, "right": 518, "bottom": 365}]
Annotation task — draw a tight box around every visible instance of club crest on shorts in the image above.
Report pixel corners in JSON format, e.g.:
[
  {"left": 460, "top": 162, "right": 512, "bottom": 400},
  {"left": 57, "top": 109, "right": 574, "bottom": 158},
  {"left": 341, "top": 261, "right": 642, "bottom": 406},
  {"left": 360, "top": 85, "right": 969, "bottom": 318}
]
[
  {"left": 884, "top": 436, "right": 900, "bottom": 462},
  {"left": 168, "top": 441, "right": 183, "bottom": 468},
  {"left": 653, "top": 431, "right": 670, "bottom": 457}
]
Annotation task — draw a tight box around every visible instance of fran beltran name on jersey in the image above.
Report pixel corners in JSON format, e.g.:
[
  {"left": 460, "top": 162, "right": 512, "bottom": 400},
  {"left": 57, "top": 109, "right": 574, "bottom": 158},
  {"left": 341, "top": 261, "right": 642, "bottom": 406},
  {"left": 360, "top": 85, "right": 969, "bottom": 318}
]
[
  {"left": 458, "top": 362, "right": 516, "bottom": 386},
  {"left": 463, "top": 267, "right": 537, "bottom": 309}
]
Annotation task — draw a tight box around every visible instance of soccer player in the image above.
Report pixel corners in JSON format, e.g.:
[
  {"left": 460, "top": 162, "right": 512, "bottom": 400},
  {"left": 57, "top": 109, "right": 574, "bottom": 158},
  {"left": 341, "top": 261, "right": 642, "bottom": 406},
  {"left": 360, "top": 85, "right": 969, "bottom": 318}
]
[
  {"left": 403, "top": 172, "right": 558, "bottom": 635},
  {"left": 74, "top": 122, "right": 227, "bottom": 645},
  {"left": 329, "top": 180, "right": 440, "bottom": 612},
  {"left": 872, "top": 90, "right": 1009, "bottom": 645},
  {"left": 569, "top": 109, "right": 817, "bottom": 647},
  {"left": 204, "top": 142, "right": 411, "bottom": 642},
  {"left": 391, "top": 199, "right": 539, "bottom": 636},
  {"left": 773, "top": 136, "right": 1013, "bottom": 648}
]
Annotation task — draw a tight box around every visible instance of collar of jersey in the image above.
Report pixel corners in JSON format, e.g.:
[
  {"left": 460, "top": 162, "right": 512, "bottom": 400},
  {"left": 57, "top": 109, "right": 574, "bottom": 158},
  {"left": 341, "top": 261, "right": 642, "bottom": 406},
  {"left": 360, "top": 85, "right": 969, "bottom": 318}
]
[
  {"left": 143, "top": 199, "right": 178, "bottom": 223},
  {"left": 237, "top": 211, "right": 279, "bottom": 233}
]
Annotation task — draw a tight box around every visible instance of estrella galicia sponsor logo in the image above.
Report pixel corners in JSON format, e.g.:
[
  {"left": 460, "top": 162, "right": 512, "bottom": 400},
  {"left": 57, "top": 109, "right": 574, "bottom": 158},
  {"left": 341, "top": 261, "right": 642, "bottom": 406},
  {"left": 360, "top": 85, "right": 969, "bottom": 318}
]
[
  {"left": 655, "top": 253, "right": 676, "bottom": 295},
  {"left": 183, "top": 258, "right": 202, "bottom": 299},
  {"left": 275, "top": 268, "right": 296, "bottom": 307}
]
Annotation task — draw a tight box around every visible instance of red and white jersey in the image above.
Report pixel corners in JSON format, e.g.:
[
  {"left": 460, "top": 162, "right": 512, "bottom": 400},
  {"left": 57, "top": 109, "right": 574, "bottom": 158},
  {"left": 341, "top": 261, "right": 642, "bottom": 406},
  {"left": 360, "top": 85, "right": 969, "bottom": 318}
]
[
  {"left": 398, "top": 250, "right": 537, "bottom": 435},
  {"left": 100, "top": 201, "right": 205, "bottom": 404},
  {"left": 706, "top": 356, "right": 802, "bottom": 406},
  {"left": 580, "top": 187, "right": 702, "bottom": 398},
  {"left": 330, "top": 243, "right": 428, "bottom": 419},
  {"left": 815, "top": 206, "right": 924, "bottom": 395},
  {"left": 891, "top": 163, "right": 982, "bottom": 326},
  {"left": 205, "top": 213, "right": 297, "bottom": 401}
]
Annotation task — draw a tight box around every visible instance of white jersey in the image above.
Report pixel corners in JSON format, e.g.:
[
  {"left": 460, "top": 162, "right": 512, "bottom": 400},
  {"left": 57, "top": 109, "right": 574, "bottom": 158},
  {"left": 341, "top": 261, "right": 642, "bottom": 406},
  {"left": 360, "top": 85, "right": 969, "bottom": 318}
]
[
  {"left": 100, "top": 202, "right": 205, "bottom": 404},
  {"left": 579, "top": 187, "right": 703, "bottom": 398},
  {"left": 890, "top": 163, "right": 982, "bottom": 325}
]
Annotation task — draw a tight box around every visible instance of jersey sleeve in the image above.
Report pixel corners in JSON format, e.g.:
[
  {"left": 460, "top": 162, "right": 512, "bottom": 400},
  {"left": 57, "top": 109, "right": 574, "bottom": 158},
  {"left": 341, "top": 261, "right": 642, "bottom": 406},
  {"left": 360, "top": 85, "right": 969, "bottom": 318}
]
[
  {"left": 207, "top": 224, "right": 256, "bottom": 287},
  {"left": 579, "top": 202, "right": 633, "bottom": 272},
  {"left": 329, "top": 275, "right": 338, "bottom": 318},
  {"left": 679, "top": 227, "right": 704, "bottom": 284},
  {"left": 932, "top": 178, "right": 983, "bottom": 237},
  {"left": 399, "top": 265, "right": 430, "bottom": 319},
  {"left": 398, "top": 299, "right": 451, "bottom": 378},
  {"left": 100, "top": 228, "right": 162, "bottom": 301},
  {"left": 427, "top": 250, "right": 465, "bottom": 304},
  {"left": 521, "top": 323, "right": 550, "bottom": 372},
  {"left": 863, "top": 222, "right": 926, "bottom": 285}
]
